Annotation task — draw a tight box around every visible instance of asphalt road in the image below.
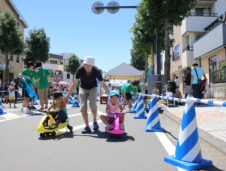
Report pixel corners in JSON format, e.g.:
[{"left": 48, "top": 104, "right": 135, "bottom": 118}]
[{"left": 0, "top": 103, "right": 225, "bottom": 171}]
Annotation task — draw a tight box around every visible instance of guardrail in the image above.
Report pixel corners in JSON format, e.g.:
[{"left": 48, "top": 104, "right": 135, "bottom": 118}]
[{"left": 141, "top": 93, "right": 226, "bottom": 107}]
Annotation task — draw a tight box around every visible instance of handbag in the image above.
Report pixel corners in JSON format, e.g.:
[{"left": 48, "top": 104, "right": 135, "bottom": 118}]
[{"left": 194, "top": 68, "right": 202, "bottom": 86}]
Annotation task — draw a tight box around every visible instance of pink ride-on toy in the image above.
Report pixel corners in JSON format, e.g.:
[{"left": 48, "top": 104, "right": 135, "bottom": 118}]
[{"left": 108, "top": 112, "right": 125, "bottom": 136}]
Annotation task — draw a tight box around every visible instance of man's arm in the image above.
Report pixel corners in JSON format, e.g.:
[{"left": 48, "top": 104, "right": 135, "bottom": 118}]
[{"left": 100, "top": 80, "right": 109, "bottom": 95}]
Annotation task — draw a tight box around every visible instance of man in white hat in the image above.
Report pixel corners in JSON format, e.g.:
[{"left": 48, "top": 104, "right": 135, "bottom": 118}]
[{"left": 70, "top": 56, "right": 109, "bottom": 133}]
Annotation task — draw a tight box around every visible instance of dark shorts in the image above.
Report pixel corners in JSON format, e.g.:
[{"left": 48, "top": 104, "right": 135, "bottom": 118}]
[
  {"left": 108, "top": 117, "right": 115, "bottom": 124},
  {"left": 22, "top": 89, "right": 30, "bottom": 98},
  {"left": 49, "top": 110, "right": 68, "bottom": 123},
  {"left": 125, "top": 93, "right": 132, "bottom": 101}
]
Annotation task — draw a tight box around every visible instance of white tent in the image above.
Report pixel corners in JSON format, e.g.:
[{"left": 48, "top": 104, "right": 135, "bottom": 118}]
[{"left": 106, "top": 63, "right": 143, "bottom": 80}]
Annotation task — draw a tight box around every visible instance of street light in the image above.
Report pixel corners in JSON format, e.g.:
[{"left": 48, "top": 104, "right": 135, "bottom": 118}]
[
  {"left": 92, "top": 1, "right": 162, "bottom": 93},
  {"left": 92, "top": 1, "right": 137, "bottom": 14}
]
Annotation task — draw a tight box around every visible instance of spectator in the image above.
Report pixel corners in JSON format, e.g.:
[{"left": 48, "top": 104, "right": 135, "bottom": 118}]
[
  {"left": 191, "top": 61, "right": 207, "bottom": 99},
  {"left": 174, "top": 76, "right": 179, "bottom": 88},
  {"left": 35, "top": 62, "right": 52, "bottom": 111},
  {"left": 183, "top": 68, "right": 191, "bottom": 98},
  {"left": 18, "top": 61, "right": 35, "bottom": 114},
  {"left": 8, "top": 82, "right": 16, "bottom": 108}
]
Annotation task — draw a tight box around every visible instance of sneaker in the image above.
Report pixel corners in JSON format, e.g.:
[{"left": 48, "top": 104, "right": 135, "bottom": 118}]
[
  {"left": 120, "top": 123, "right": 125, "bottom": 130},
  {"left": 93, "top": 122, "right": 99, "bottom": 131},
  {"left": 26, "top": 109, "right": 34, "bottom": 115},
  {"left": 67, "top": 125, "right": 73, "bottom": 133},
  {"left": 81, "top": 127, "right": 91, "bottom": 134}
]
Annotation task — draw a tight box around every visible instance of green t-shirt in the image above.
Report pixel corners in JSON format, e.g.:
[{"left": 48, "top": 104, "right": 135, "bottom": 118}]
[
  {"left": 35, "top": 68, "right": 52, "bottom": 89},
  {"left": 20, "top": 68, "right": 35, "bottom": 85},
  {"left": 121, "top": 83, "right": 138, "bottom": 93}
]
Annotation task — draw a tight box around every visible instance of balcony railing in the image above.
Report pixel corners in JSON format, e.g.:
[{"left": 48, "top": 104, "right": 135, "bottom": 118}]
[
  {"left": 210, "top": 68, "right": 226, "bottom": 83},
  {"left": 187, "top": 12, "right": 217, "bottom": 17}
]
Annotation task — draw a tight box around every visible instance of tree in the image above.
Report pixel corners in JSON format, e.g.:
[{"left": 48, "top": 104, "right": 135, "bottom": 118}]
[
  {"left": 24, "top": 28, "right": 50, "bottom": 63},
  {"left": 65, "top": 54, "right": 80, "bottom": 81},
  {"left": 143, "top": 0, "right": 196, "bottom": 81},
  {"left": 0, "top": 12, "right": 24, "bottom": 83},
  {"left": 130, "top": 1, "right": 164, "bottom": 84}
]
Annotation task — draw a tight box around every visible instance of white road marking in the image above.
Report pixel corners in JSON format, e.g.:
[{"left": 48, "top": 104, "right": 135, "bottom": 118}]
[
  {"left": 1, "top": 112, "right": 18, "bottom": 119},
  {"left": 0, "top": 114, "right": 27, "bottom": 123},
  {"left": 155, "top": 132, "right": 186, "bottom": 171}
]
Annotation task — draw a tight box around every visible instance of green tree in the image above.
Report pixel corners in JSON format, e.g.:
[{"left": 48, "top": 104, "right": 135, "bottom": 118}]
[
  {"left": 25, "top": 28, "right": 50, "bottom": 63},
  {"left": 144, "top": 0, "right": 196, "bottom": 81},
  {"left": 0, "top": 12, "right": 24, "bottom": 83},
  {"left": 65, "top": 54, "right": 80, "bottom": 81}
]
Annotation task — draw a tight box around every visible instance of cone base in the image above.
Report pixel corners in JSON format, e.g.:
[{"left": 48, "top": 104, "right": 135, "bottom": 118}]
[
  {"left": 144, "top": 127, "right": 165, "bottom": 132},
  {"left": 134, "top": 115, "right": 147, "bottom": 119},
  {"left": 72, "top": 104, "right": 80, "bottom": 107},
  {"left": 164, "top": 155, "right": 212, "bottom": 170},
  {"left": 0, "top": 111, "right": 7, "bottom": 115}
]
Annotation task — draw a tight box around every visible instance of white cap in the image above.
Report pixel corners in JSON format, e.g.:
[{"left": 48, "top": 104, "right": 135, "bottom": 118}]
[{"left": 83, "top": 56, "right": 95, "bottom": 66}]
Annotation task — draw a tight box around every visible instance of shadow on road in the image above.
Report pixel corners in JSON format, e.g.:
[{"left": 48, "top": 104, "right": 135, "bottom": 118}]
[
  {"left": 79, "top": 131, "right": 135, "bottom": 142},
  {"left": 205, "top": 165, "right": 224, "bottom": 171},
  {"left": 38, "top": 132, "right": 74, "bottom": 141}
]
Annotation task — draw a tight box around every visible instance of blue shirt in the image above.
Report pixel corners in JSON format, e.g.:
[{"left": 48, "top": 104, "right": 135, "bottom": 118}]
[{"left": 191, "top": 66, "right": 204, "bottom": 84}]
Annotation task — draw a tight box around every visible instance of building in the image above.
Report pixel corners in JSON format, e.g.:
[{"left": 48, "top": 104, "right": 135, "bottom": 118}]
[
  {"left": 171, "top": 0, "right": 226, "bottom": 98},
  {"left": 193, "top": 14, "right": 226, "bottom": 98},
  {"left": 0, "top": 0, "right": 28, "bottom": 82},
  {"left": 43, "top": 53, "right": 64, "bottom": 82}
]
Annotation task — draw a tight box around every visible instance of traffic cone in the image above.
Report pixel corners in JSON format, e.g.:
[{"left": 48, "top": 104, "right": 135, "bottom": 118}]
[
  {"left": 133, "top": 95, "right": 147, "bottom": 119},
  {"left": 164, "top": 97, "right": 212, "bottom": 170},
  {"left": 72, "top": 93, "right": 80, "bottom": 107},
  {"left": 132, "top": 96, "right": 139, "bottom": 112},
  {"left": 0, "top": 101, "right": 7, "bottom": 115},
  {"left": 67, "top": 95, "right": 73, "bottom": 104},
  {"left": 144, "top": 97, "right": 164, "bottom": 132}
]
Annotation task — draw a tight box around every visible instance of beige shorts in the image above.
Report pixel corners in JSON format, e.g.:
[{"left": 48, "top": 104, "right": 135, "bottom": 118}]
[
  {"left": 79, "top": 87, "right": 97, "bottom": 111},
  {"left": 9, "top": 95, "right": 15, "bottom": 100}
]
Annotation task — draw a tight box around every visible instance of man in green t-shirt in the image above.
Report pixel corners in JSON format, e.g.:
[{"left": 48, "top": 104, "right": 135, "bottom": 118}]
[
  {"left": 121, "top": 80, "right": 140, "bottom": 112},
  {"left": 18, "top": 61, "right": 35, "bottom": 114},
  {"left": 35, "top": 62, "right": 52, "bottom": 111}
]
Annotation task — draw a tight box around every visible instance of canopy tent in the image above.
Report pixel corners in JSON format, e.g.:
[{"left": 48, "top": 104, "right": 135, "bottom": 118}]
[{"left": 106, "top": 63, "right": 143, "bottom": 80}]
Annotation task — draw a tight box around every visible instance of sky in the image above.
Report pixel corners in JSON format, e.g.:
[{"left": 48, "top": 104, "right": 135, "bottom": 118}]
[{"left": 13, "top": 0, "right": 141, "bottom": 72}]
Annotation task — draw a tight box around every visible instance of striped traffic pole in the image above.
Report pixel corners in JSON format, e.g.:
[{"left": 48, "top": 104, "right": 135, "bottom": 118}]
[
  {"left": 133, "top": 95, "right": 147, "bottom": 119},
  {"left": 164, "top": 96, "right": 212, "bottom": 170},
  {"left": 144, "top": 97, "right": 164, "bottom": 132},
  {"left": 132, "top": 96, "right": 139, "bottom": 112}
]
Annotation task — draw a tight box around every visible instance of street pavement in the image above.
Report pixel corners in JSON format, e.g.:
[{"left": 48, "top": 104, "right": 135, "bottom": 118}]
[
  {"left": 0, "top": 101, "right": 226, "bottom": 171},
  {"left": 161, "top": 100, "right": 226, "bottom": 155}
]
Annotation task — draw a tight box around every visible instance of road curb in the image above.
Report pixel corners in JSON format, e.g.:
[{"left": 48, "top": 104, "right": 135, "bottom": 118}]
[{"left": 161, "top": 104, "right": 226, "bottom": 155}]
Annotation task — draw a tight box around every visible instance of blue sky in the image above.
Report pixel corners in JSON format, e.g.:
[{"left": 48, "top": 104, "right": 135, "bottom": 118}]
[{"left": 13, "top": 0, "right": 141, "bottom": 72}]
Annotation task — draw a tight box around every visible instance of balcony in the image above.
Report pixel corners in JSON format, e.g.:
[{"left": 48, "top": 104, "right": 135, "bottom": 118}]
[
  {"left": 193, "top": 23, "right": 226, "bottom": 59},
  {"left": 181, "top": 50, "right": 193, "bottom": 68},
  {"left": 181, "top": 14, "right": 217, "bottom": 35},
  {"left": 42, "top": 63, "right": 64, "bottom": 71}
]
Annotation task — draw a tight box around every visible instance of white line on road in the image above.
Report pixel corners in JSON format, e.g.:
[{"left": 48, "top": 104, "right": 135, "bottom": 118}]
[{"left": 155, "top": 132, "right": 185, "bottom": 171}]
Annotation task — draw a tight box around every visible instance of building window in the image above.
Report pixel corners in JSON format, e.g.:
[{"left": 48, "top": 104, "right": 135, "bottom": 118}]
[
  {"left": 50, "top": 60, "right": 58, "bottom": 64},
  {"left": 60, "top": 61, "right": 63, "bottom": 65},
  {"left": 67, "top": 73, "right": 70, "bottom": 79},
  {"left": 209, "top": 56, "right": 217, "bottom": 82},
  {"left": 10, "top": 54, "right": 13, "bottom": 61},
  {"left": 173, "top": 45, "right": 180, "bottom": 60},
  {"left": 16, "top": 56, "right": 20, "bottom": 63}
]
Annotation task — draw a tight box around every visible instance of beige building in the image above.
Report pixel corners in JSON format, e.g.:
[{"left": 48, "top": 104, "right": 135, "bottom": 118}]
[
  {"left": 43, "top": 53, "right": 64, "bottom": 82},
  {"left": 171, "top": 0, "right": 226, "bottom": 98},
  {"left": 0, "top": 0, "right": 27, "bottom": 82}
]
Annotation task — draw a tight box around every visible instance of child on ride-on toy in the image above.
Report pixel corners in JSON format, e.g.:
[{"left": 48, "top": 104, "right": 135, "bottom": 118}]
[
  {"left": 100, "top": 90, "right": 124, "bottom": 131},
  {"left": 43, "top": 91, "right": 73, "bottom": 133}
]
